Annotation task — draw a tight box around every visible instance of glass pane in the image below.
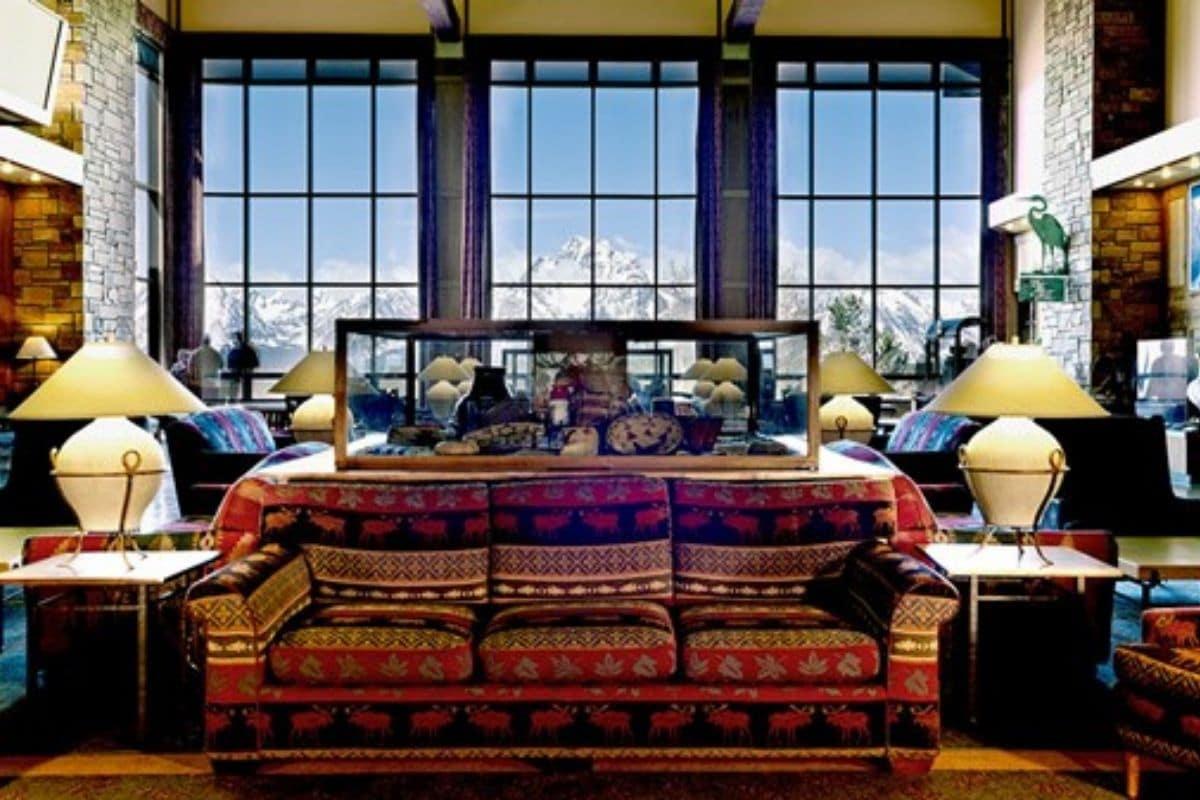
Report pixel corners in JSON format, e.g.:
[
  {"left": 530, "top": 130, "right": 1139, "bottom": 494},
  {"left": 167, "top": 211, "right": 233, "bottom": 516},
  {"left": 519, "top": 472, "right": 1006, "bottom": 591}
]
[
  {"left": 376, "top": 286, "right": 420, "bottom": 319},
  {"left": 598, "top": 62, "right": 650, "bottom": 82},
  {"left": 490, "top": 86, "right": 527, "bottom": 194},
  {"left": 135, "top": 279, "right": 149, "bottom": 352},
  {"left": 530, "top": 199, "right": 590, "bottom": 284},
  {"left": 379, "top": 60, "right": 417, "bottom": 82},
  {"left": 535, "top": 62, "right": 588, "bottom": 82},
  {"left": 596, "top": 88, "right": 653, "bottom": 194},
  {"left": 940, "top": 90, "right": 981, "bottom": 195},
  {"left": 940, "top": 200, "right": 981, "bottom": 284},
  {"left": 203, "top": 59, "right": 242, "bottom": 80},
  {"left": 777, "top": 89, "right": 810, "bottom": 195},
  {"left": 491, "top": 287, "right": 528, "bottom": 320},
  {"left": 657, "top": 286, "right": 695, "bottom": 320},
  {"left": 252, "top": 59, "right": 306, "bottom": 81},
  {"left": 940, "top": 287, "right": 980, "bottom": 319},
  {"left": 815, "top": 63, "right": 869, "bottom": 84},
  {"left": 135, "top": 190, "right": 160, "bottom": 277},
  {"left": 249, "top": 86, "right": 307, "bottom": 192},
  {"left": 531, "top": 87, "right": 590, "bottom": 193},
  {"left": 531, "top": 287, "right": 590, "bottom": 319},
  {"left": 879, "top": 63, "right": 932, "bottom": 83},
  {"left": 203, "top": 197, "right": 244, "bottom": 283},
  {"left": 202, "top": 84, "right": 243, "bottom": 192},
  {"left": 596, "top": 199, "right": 652, "bottom": 284},
  {"left": 376, "top": 197, "right": 419, "bottom": 283},
  {"left": 491, "top": 61, "right": 526, "bottom": 81},
  {"left": 204, "top": 285, "right": 243, "bottom": 349},
  {"left": 878, "top": 200, "right": 933, "bottom": 285},
  {"left": 814, "top": 91, "right": 870, "bottom": 195},
  {"left": 596, "top": 287, "right": 654, "bottom": 319},
  {"left": 778, "top": 199, "right": 809, "bottom": 285},
  {"left": 877, "top": 91, "right": 934, "bottom": 195},
  {"left": 658, "top": 199, "right": 695, "bottom": 284},
  {"left": 777, "top": 63, "right": 808, "bottom": 83},
  {"left": 660, "top": 61, "right": 698, "bottom": 83},
  {"left": 377, "top": 85, "right": 417, "bottom": 193},
  {"left": 491, "top": 199, "right": 527, "bottom": 283},
  {"left": 315, "top": 59, "right": 370, "bottom": 79},
  {"left": 658, "top": 87, "right": 698, "bottom": 194},
  {"left": 814, "top": 200, "right": 870, "bottom": 285},
  {"left": 135, "top": 70, "right": 160, "bottom": 187},
  {"left": 877, "top": 288, "right": 932, "bottom": 374},
  {"left": 815, "top": 288, "right": 872, "bottom": 359},
  {"left": 249, "top": 198, "right": 307, "bottom": 282},
  {"left": 249, "top": 287, "right": 308, "bottom": 372},
  {"left": 312, "top": 287, "right": 370, "bottom": 350},
  {"left": 942, "top": 61, "right": 982, "bottom": 84},
  {"left": 313, "top": 86, "right": 370, "bottom": 192},
  {"left": 313, "top": 198, "right": 369, "bottom": 283},
  {"left": 777, "top": 287, "right": 810, "bottom": 320}
]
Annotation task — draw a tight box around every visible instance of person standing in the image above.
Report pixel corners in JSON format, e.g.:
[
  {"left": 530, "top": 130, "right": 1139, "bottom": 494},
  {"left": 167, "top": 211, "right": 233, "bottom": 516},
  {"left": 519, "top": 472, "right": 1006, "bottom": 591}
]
[{"left": 226, "top": 332, "right": 259, "bottom": 401}]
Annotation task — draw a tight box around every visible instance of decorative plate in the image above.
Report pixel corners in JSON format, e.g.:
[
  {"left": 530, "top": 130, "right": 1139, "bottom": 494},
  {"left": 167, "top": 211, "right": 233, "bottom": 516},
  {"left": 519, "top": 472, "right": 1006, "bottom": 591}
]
[{"left": 605, "top": 412, "right": 684, "bottom": 456}]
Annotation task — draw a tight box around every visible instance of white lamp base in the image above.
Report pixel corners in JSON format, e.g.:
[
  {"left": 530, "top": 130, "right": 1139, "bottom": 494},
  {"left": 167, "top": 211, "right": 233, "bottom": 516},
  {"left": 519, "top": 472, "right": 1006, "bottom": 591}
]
[
  {"left": 819, "top": 394, "right": 875, "bottom": 444},
  {"left": 959, "top": 415, "right": 1067, "bottom": 530},
  {"left": 292, "top": 393, "right": 352, "bottom": 444}
]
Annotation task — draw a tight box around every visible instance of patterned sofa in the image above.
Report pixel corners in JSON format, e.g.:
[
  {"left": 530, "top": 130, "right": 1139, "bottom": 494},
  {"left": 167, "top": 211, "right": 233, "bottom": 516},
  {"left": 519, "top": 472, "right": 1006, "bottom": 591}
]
[{"left": 186, "top": 473, "right": 959, "bottom": 772}]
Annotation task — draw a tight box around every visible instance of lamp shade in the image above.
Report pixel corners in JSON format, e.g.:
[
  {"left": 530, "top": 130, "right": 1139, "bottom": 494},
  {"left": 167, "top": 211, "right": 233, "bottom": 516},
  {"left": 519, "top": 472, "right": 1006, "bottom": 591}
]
[
  {"left": 703, "top": 357, "right": 748, "bottom": 382},
  {"left": 419, "top": 355, "right": 470, "bottom": 383},
  {"left": 269, "top": 350, "right": 337, "bottom": 396},
  {"left": 682, "top": 358, "right": 714, "bottom": 380},
  {"left": 820, "top": 351, "right": 893, "bottom": 396},
  {"left": 16, "top": 335, "right": 56, "bottom": 361},
  {"left": 10, "top": 341, "right": 204, "bottom": 420},
  {"left": 925, "top": 342, "right": 1107, "bottom": 418},
  {"left": 459, "top": 356, "right": 482, "bottom": 377}
]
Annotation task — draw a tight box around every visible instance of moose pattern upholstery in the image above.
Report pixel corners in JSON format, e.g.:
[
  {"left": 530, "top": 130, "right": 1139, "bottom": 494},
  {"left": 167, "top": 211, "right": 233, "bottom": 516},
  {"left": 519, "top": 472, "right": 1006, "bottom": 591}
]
[{"left": 187, "top": 473, "right": 959, "bottom": 772}]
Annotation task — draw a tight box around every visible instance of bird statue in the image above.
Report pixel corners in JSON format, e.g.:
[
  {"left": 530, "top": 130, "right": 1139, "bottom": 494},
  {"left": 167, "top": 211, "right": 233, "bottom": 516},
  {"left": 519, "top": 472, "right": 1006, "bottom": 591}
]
[{"left": 1025, "top": 195, "right": 1069, "bottom": 273}]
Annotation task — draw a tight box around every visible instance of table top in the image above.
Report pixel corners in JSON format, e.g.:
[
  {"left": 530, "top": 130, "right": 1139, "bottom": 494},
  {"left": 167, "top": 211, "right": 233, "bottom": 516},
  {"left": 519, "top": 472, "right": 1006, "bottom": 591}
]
[
  {"left": 1116, "top": 536, "right": 1200, "bottom": 576},
  {"left": 0, "top": 550, "right": 218, "bottom": 587},
  {"left": 920, "top": 543, "right": 1123, "bottom": 579}
]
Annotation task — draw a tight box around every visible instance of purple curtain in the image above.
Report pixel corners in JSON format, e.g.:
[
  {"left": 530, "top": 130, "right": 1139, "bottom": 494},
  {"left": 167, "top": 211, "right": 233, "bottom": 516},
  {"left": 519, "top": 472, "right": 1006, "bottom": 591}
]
[
  {"left": 747, "top": 59, "right": 777, "bottom": 320},
  {"left": 459, "top": 57, "right": 490, "bottom": 320},
  {"left": 418, "top": 61, "right": 439, "bottom": 319},
  {"left": 695, "top": 60, "right": 722, "bottom": 320}
]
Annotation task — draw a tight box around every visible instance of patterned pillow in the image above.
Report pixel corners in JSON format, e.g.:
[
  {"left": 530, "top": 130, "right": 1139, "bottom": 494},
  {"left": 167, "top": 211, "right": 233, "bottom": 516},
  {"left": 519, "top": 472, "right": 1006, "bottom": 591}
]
[
  {"left": 259, "top": 481, "right": 491, "bottom": 603},
  {"left": 671, "top": 478, "right": 897, "bottom": 601},
  {"left": 488, "top": 476, "right": 672, "bottom": 601},
  {"left": 887, "top": 410, "right": 979, "bottom": 453},
  {"left": 180, "top": 406, "right": 276, "bottom": 453}
]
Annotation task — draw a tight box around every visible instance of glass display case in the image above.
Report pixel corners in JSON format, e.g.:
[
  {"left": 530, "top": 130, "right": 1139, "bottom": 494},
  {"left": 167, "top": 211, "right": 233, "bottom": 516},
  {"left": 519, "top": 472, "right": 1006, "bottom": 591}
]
[{"left": 333, "top": 319, "right": 820, "bottom": 472}]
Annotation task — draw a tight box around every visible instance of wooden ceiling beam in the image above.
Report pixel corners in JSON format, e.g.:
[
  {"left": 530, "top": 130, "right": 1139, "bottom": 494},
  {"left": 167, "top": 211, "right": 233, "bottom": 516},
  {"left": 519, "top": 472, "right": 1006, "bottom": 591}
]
[
  {"left": 725, "top": 0, "right": 766, "bottom": 42},
  {"left": 419, "top": 0, "right": 461, "bottom": 42}
]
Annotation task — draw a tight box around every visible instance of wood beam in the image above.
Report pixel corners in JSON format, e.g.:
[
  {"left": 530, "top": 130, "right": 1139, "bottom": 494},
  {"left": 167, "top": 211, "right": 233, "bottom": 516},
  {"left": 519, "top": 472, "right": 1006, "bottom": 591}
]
[
  {"left": 419, "top": 0, "right": 461, "bottom": 42},
  {"left": 725, "top": 0, "right": 766, "bottom": 42}
]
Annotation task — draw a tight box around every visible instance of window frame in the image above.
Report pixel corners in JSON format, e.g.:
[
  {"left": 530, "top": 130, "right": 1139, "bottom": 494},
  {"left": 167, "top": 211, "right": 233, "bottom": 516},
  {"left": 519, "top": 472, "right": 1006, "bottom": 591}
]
[{"left": 134, "top": 35, "right": 164, "bottom": 359}]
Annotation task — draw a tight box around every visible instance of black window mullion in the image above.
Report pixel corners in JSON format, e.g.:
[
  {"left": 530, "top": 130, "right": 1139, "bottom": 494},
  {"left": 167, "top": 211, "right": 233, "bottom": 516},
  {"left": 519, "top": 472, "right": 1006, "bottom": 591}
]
[{"left": 869, "top": 63, "right": 878, "bottom": 369}]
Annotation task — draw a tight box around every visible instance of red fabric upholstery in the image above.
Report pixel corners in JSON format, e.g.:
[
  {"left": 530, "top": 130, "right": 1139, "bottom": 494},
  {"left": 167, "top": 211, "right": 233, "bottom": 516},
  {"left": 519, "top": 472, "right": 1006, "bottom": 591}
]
[
  {"left": 478, "top": 600, "right": 677, "bottom": 684},
  {"left": 680, "top": 603, "right": 882, "bottom": 685},
  {"left": 269, "top": 603, "right": 476, "bottom": 687}
]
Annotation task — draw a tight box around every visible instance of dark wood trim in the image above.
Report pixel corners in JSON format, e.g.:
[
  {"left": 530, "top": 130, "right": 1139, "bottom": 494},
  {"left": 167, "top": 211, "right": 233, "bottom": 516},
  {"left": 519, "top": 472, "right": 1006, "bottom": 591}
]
[
  {"left": 0, "top": 184, "right": 13, "bottom": 397},
  {"left": 419, "top": 0, "right": 461, "bottom": 42},
  {"left": 726, "top": 0, "right": 767, "bottom": 43}
]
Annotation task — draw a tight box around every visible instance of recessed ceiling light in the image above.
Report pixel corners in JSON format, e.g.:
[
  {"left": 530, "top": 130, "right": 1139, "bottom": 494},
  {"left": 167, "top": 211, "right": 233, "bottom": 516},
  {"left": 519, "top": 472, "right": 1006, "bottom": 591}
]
[
  {"left": 0, "top": 162, "right": 13, "bottom": 175},
  {"left": 1148, "top": 181, "right": 1156, "bottom": 188},
  {"left": 1134, "top": 178, "right": 1144, "bottom": 187},
  {"left": 1161, "top": 165, "right": 1173, "bottom": 179},
  {"left": 29, "top": 172, "right": 40, "bottom": 183},
  {"left": 1191, "top": 155, "right": 1200, "bottom": 169}
]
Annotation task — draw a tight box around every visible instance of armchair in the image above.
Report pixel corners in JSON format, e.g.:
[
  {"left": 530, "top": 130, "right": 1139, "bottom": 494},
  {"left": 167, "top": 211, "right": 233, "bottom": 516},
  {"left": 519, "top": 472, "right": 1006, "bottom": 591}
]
[{"left": 165, "top": 406, "right": 279, "bottom": 518}]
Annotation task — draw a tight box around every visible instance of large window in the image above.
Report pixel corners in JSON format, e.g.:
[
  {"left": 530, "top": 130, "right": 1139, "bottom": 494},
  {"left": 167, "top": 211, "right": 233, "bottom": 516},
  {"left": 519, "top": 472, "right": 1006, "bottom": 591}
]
[
  {"left": 489, "top": 60, "right": 698, "bottom": 321},
  {"left": 201, "top": 57, "right": 420, "bottom": 393},
  {"left": 775, "top": 60, "right": 983, "bottom": 377},
  {"left": 134, "top": 37, "right": 163, "bottom": 356}
]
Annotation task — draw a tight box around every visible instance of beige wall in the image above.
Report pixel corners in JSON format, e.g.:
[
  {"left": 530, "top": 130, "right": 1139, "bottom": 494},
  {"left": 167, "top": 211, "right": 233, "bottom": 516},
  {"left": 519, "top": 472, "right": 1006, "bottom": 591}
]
[
  {"left": 1013, "top": 0, "right": 1044, "bottom": 194},
  {"left": 756, "top": 0, "right": 1003, "bottom": 37},
  {"left": 180, "top": 0, "right": 432, "bottom": 33},
  {"left": 1167, "top": 0, "right": 1200, "bottom": 126}
]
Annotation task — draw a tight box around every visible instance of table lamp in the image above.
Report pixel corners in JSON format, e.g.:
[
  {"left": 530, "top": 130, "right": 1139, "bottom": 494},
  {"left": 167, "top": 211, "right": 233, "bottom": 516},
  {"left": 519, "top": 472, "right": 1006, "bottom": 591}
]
[
  {"left": 9, "top": 341, "right": 204, "bottom": 558},
  {"left": 270, "top": 350, "right": 343, "bottom": 443},
  {"left": 418, "top": 356, "right": 470, "bottom": 421},
  {"left": 818, "top": 351, "right": 894, "bottom": 444},
  {"left": 16, "top": 335, "right": 57, "bottom": 384},
  {"left": 926, "top": 341, "right": 1108, "bottom": 562},
  {"left": 457, "top": 356, "right": 482, "bottom": 396}
]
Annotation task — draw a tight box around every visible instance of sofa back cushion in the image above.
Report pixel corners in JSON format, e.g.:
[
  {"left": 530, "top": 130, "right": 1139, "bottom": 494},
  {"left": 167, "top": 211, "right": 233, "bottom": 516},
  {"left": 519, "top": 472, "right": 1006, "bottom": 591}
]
[
  {"left": 488, "top": 475, "right": 672, "bottom": 602},
  {"left": 259, "top": 481, "right": 491, "bottom": 603},
  {"left": 671, "top": 478, "right": 897, "bottom": 601},
  {"left": 177, "top": 406, "right": 276, "bottom": 454},
  {"left": 887, "top": 410, "right": 979, "bottom": 454}
]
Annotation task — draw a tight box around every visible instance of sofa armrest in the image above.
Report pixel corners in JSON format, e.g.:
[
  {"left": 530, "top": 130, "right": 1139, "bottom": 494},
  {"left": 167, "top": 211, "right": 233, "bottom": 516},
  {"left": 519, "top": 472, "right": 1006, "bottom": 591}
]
[
  {"left": 1142, "top": 607, "right": 1200, "bottom": 648},
  {"left": 185, "top": 544, "right": 311, "bottom": 703},
  {"left": 842, "top": 539, "right": 960, "bottom": 635}
]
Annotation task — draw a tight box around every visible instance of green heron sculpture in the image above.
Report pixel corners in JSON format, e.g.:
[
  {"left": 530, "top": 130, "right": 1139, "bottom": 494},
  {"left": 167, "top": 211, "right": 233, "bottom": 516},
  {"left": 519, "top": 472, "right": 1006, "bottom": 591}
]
[{"left": 1025, "top": 195, "right": 1069, "bottom": 273}]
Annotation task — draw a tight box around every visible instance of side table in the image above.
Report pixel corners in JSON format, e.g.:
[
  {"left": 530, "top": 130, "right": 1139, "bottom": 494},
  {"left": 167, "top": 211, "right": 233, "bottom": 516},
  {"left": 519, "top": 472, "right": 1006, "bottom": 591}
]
[
  {"left": 1116, "top": 536, "right": 1200, "bottom": 606},
  {"left": 919, "top": 543, "right": 1122, "bottom": 726},
  {"left": 0, "top": 550, "right": 218, "bottom": 742}
]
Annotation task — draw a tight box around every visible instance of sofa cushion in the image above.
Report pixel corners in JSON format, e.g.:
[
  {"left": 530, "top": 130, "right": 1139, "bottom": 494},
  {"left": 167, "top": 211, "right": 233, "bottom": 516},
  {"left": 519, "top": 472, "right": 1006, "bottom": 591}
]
[
  {"left": 260, "top": 482, "right": 491, "bottom": 603},
  {"left": 268, "top": 603, "right": 476, "bottom": 686},
  {"left": 489, "top": 476, "right": 672, "bottom": 601},
  {"left": 887, "top": 410, "right": 979, "bottom": 454},
  {"left": 671, "top": 478, "right": 897, "bottom": 601},
  {"left": 178, "top": 406, "right": 276, "bottom": 454},
  {"left": 680, "top": 603, "right": 881, "bottom": 685},
  {"left": 478, "top": 600, "right": 677, "bottom": 684}
]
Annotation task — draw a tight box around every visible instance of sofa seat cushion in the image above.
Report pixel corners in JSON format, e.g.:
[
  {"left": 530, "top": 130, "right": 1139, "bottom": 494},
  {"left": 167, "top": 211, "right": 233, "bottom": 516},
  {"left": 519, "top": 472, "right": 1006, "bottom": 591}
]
[
  {"left": 679, "top": 603, "right": 882, "bottom": 685},
  {"left": 268, "top": 603, "right": 476, "bottom": 686},
  {"left": 478, "top": 600, "right": 677, "bottom": 684}
]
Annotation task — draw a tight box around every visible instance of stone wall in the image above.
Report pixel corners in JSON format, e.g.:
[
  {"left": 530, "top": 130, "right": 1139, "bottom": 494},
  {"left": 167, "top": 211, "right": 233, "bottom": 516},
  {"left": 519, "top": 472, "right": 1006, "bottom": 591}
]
[
  {"left": 1091, "top": 191, "right": 1165, "bottom": 363},
  {"left": 1035, "top": 0, "right": 1094, "bottom": 383}
]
